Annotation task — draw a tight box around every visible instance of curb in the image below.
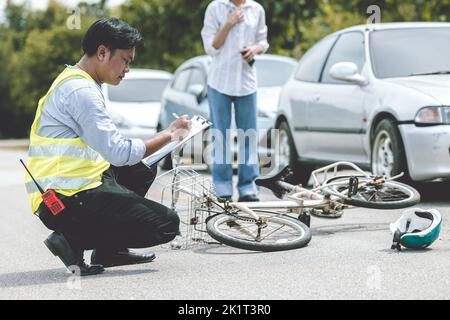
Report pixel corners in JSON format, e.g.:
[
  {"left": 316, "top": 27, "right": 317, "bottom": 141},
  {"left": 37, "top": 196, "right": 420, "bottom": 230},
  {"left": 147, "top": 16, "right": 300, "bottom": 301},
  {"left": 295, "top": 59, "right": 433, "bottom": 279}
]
[{"left": 0, "top": 139, "right": 29, "bottom": 149}]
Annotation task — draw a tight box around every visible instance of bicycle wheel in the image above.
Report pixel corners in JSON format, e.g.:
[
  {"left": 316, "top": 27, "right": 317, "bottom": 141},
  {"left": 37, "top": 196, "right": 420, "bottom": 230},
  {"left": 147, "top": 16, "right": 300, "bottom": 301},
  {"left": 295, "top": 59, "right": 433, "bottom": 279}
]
[
  {"left": 206, "top": 210, "right": 311, "bottom": 252},
  {"left": 322, "top": 175, "right": 420, "bottom": 209}
]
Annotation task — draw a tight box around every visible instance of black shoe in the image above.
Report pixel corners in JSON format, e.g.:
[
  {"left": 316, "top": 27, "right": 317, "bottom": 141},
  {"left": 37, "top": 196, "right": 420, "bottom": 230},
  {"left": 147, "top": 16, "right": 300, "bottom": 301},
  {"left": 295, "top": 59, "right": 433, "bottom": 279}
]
[
  {"left": 44, "top": 232, "right": 104, "bottom": 276},
  {"left": 217, "top": 195, "right": 232, "bottom": 203},
  {"left": 91, "top": 248, "right": 156, "bottom": 268},
  {"left": 238, "top": 194, "right": 260, "bottom": 202},
  {"left": 75, "top": 261, "right": 106, "bottom": 276}
]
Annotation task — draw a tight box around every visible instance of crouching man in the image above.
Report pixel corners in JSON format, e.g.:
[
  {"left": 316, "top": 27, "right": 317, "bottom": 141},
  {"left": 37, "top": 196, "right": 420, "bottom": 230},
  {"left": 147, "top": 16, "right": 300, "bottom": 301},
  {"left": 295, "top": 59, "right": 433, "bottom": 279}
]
[{"left": 24, "top": 18, "right": 191, "bottom": 276}]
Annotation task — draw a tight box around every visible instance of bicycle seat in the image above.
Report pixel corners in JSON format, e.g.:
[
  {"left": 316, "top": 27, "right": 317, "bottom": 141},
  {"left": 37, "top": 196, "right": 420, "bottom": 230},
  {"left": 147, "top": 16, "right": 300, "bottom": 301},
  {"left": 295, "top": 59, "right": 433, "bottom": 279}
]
[{"left": 255, "top": 165, "right": 293, "bottom": 199}]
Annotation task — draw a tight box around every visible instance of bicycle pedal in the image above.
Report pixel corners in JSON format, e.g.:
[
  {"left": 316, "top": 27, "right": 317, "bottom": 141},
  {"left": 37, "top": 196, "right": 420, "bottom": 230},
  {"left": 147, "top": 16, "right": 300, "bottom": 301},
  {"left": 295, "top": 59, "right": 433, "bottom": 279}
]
[
  {"left": 348, "top": 176, "right": 359, "bottom": 197},
  {"left": 309, "top": 209, "right": 343, "bottom": 219}
]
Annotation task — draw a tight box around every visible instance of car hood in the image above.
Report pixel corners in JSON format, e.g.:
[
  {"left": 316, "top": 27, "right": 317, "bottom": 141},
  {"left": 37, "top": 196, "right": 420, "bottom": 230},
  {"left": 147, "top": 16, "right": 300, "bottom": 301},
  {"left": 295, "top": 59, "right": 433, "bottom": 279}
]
[
  {"left": 257, "top": 86, "right": 281, "bottom": 113},
  {"left": 106, "top": 101, "right": 161, "bottom": 128},
  {"left": 386, "top": 75, "right": 450, "bottom": 105}
]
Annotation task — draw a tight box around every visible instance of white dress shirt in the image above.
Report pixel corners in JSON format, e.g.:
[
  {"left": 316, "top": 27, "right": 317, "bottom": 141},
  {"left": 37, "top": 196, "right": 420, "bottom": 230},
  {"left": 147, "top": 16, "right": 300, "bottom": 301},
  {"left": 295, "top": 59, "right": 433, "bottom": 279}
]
[{"left": 201, "top": 0, "right": 269, "bottom": 96}]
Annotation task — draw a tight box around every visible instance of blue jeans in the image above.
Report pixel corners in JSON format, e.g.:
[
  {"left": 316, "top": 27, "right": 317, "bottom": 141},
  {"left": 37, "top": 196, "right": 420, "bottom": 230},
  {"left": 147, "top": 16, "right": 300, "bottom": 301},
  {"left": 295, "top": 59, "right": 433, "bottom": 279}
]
[{"left": 207, "top": 86, "right": 259, "bottom": 198}]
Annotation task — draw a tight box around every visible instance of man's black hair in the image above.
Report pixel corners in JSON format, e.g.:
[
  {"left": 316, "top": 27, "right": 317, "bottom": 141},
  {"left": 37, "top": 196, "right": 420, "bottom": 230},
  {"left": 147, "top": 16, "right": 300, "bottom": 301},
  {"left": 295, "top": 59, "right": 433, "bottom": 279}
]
[{"left": 82, "top": 18, "right": 143, "bottom": 56}]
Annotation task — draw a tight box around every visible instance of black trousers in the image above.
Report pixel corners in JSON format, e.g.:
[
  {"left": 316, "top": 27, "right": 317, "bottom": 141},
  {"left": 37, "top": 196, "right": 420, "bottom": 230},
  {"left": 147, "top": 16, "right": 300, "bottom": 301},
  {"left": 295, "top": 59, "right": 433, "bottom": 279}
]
[{"left": 37, "top": 163, "right": 179, "bottom": 251}]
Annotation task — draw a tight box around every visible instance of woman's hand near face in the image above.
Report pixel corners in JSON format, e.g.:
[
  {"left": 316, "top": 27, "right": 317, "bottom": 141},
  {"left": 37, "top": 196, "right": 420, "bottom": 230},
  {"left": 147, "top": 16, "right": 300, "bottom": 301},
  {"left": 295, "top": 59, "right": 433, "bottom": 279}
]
[
  {"left": 212, "top": 7, "right": 244, "bottom": 50},
  {"left": 226, "top": 7, "right": 244, "bottom": 27}
]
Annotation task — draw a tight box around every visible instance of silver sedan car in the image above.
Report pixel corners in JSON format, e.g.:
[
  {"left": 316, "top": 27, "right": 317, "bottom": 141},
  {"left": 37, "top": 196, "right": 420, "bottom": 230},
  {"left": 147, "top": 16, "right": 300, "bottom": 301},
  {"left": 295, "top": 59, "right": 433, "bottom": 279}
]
[{"left": 277, "top": 22, "right": 450, "bottom": 184}]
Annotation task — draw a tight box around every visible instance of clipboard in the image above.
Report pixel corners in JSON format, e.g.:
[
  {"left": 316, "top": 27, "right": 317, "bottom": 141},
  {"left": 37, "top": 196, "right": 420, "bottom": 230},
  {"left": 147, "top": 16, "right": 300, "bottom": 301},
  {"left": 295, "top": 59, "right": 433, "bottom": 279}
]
[{"left": 141, "top": 115, "right": 211, "bottom": 168}]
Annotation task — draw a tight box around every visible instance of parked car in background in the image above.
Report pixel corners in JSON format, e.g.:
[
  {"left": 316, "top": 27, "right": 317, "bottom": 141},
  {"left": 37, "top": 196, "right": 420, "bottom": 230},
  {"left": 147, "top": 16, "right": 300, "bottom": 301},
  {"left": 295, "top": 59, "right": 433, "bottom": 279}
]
[
  {"left": 277, "top": 22, "right": 450, "bottom": 185},
  {"left": 158, "top": 54, "right": 297, "bottom": 169},
  {"left": 102, "top": 68, "right": 172, "bottom": 140}
]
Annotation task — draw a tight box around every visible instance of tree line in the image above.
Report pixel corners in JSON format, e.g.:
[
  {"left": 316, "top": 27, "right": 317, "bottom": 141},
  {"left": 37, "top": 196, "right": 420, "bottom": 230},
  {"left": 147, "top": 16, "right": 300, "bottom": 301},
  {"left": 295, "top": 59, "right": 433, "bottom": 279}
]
[{"left": 1, "top": 0, "right": 449, "bottom": 138}]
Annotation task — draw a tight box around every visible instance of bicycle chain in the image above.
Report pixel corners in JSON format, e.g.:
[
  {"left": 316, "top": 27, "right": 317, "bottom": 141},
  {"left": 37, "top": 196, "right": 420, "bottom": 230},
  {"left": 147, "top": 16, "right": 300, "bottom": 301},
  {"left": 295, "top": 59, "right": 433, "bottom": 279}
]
[
  {"left": 197, "top": 197, "right": 268, "bottom": 227},
  {"left": 229, "top": 211, "right": 257, "bottom": 222},
  {"left": 228, "top": 211, "right": 269, "bottom": 229}
]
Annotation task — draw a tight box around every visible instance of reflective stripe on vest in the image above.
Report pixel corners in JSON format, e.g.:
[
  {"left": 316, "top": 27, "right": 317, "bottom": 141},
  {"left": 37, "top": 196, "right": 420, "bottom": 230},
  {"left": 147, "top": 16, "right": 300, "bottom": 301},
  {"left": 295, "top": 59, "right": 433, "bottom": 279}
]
[
  {"left": 25, "top": 177, "right": 99, "bottom": 194},
  {"left": 28, "top": 144, "right": 103, "bottom": 161}
]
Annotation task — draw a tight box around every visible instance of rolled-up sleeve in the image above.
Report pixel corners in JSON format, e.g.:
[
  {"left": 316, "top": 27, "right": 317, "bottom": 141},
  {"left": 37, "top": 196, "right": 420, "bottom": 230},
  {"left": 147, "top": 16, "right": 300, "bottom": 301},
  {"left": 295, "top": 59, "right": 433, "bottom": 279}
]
[
  {"left": 256, "top": 6, "right": 269, "bottom": 53},
  {"left": 66, "top": 86, "right": 146, "bottom": 166},
  {"left": 201, "top": 2, "right": 221, "bottom": 56}
]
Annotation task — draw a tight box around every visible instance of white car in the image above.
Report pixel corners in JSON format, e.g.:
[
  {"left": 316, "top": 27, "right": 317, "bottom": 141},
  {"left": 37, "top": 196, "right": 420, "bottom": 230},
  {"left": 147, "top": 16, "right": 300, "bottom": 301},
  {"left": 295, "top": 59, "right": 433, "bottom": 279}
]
[
  {"left": 277, "top": 22, "right": 450, "bottom": 184},
  {"left": 102, "top": 68, "right": 172, "bottom": 139}
]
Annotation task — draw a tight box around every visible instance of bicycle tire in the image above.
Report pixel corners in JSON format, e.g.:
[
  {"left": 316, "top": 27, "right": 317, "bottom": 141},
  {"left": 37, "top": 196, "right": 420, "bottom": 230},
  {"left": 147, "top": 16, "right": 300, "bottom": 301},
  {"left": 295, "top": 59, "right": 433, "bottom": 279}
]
[
  {"left": 322, "top": 175, "right": 420, "bottom": 209},
  {"left": 206, "top": 210, "right": 311, "bottom": 252}
]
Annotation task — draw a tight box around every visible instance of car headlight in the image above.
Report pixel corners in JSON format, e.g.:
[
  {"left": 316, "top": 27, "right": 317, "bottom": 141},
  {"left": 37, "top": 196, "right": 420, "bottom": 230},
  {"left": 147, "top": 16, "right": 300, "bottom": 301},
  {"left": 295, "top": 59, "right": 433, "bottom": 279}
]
[{"left": 414, "top": 106, "right": 450, "bottom": 125}]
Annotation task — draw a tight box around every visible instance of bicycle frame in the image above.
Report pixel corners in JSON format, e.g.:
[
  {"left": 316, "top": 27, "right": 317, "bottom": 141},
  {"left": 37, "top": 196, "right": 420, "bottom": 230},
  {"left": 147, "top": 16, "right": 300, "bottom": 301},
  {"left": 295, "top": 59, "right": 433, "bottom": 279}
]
[
  {"left": 163, "top": 161, "right": 379, "bottom": 221},
  {"left": 149, "top": 154, "right": 419, "bottom": 250},
  {"left": 149, "top": 136, "right": 419, "bottom": 250},
  {"left": 161, "top": 148, "right": 407, "bottom": 228},
  {"left": 225, "top": 162, "right": 367, "bottom": 217},
  {"left": 222, "top": 161, "right": 406, "bottom": 219},
  {"left": 227, "top": 189, "right": 333, "bottom": 219}
]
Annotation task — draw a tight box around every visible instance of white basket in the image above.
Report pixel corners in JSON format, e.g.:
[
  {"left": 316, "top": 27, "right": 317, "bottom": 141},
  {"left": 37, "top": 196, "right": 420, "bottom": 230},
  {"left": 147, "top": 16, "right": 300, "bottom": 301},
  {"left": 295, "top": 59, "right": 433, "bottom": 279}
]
[{"left": 146, "top": 166, "right": 217, "bottom": 249}]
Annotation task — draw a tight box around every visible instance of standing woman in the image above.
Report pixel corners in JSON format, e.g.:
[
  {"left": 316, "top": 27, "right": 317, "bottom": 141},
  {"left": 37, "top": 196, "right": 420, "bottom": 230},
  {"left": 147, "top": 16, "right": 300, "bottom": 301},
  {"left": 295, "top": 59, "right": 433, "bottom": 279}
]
[{"left": 201, "top": 0, "right": 269, "bottom": 202}]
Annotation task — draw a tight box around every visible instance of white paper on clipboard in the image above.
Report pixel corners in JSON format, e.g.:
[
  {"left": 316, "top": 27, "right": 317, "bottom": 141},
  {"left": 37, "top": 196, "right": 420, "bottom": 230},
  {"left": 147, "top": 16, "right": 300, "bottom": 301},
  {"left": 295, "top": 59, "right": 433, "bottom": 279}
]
[{"left": 141, "top": 115, "right": 211, "bottom": 168}]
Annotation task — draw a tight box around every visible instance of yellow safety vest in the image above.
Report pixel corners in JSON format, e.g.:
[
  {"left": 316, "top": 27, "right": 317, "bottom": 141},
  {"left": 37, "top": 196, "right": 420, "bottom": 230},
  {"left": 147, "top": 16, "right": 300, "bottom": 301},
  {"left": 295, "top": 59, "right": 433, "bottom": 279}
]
[{"left": 25, "top": 67, "right": 110, "bottom": 213}]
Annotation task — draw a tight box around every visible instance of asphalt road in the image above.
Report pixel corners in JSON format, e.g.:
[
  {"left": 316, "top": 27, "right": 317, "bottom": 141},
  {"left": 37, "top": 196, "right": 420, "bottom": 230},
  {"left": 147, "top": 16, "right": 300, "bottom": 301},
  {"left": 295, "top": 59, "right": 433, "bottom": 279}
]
[{"left": 1, "top": 146, "right": 449, "bottom": 300}]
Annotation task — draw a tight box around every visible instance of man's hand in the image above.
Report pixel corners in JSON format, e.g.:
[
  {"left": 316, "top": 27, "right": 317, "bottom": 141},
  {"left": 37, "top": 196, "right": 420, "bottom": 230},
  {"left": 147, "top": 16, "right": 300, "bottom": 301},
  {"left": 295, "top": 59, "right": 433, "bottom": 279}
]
[
  {"left": 167, "top": 115, "right": 192, "bottom": 141},
  {"left": 142, "top": 115, "right": 192, "bottom": 158},
  {"left": 226, "top": 7, "right": 244, "bottom": 27},
  {"left": 240, "top": 45, "right": 261, "bottom": 64}
]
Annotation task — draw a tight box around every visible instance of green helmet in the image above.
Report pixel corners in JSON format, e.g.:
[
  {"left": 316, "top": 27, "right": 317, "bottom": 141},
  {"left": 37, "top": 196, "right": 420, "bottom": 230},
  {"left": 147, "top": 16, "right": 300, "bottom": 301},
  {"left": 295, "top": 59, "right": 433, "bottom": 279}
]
[{"left": 390, "top": 208, "right": 442, "bottom": 251}]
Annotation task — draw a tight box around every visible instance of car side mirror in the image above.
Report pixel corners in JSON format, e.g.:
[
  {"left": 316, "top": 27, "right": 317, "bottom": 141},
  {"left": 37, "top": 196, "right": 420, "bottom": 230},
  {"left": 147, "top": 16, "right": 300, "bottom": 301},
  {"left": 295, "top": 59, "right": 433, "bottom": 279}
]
[
  {"left": 329, "top": 62, "right": 368, "bottom": 86},
  {"left": 187, "top": 84, "right": 206, "bottom": 103}
]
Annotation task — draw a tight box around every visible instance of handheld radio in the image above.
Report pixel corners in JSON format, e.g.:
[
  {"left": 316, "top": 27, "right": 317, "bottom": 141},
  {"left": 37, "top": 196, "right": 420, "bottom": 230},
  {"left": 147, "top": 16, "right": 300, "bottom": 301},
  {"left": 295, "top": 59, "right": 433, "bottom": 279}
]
[{"left": 20, "top": 159, "right": 65, "bottom": 216}]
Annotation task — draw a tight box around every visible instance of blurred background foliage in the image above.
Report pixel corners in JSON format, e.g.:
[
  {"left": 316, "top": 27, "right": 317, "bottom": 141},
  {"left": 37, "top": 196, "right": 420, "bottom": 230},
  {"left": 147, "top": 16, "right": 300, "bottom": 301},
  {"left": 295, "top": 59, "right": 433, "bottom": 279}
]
[{"left": 0, "top": 0, "right": 449, "bottom": 137}]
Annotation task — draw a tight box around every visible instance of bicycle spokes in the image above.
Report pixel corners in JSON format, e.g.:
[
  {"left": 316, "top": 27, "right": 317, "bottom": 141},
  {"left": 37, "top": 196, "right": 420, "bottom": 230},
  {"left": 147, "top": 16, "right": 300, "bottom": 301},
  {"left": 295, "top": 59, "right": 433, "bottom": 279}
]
[
  {"left": 356, "top": 185, "right": 411, "bottom": 203},
  {"left": 218, "top": 214, "right": 304, "bottom": 243}
]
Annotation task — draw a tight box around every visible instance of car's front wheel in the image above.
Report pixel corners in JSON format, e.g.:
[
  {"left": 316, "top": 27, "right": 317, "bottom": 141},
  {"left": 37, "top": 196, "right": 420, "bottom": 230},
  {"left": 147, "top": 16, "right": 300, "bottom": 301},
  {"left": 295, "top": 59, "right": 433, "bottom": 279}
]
[{"left": 371, "top": 118, "right": 409, "bottom": 180}]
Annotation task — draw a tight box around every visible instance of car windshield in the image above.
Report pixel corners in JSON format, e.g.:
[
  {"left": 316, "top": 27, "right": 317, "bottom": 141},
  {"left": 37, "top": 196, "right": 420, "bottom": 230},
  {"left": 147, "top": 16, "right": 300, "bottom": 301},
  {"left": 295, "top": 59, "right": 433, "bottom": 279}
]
[
  {"left": 255, "top": 59, "right": 296, "bottom": 87},
  {"left": 370, "top": 27, "right": 450, "bottom": 78},
  {"left": 107, "top": 78, "right": 170, "bottom": 102}
]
